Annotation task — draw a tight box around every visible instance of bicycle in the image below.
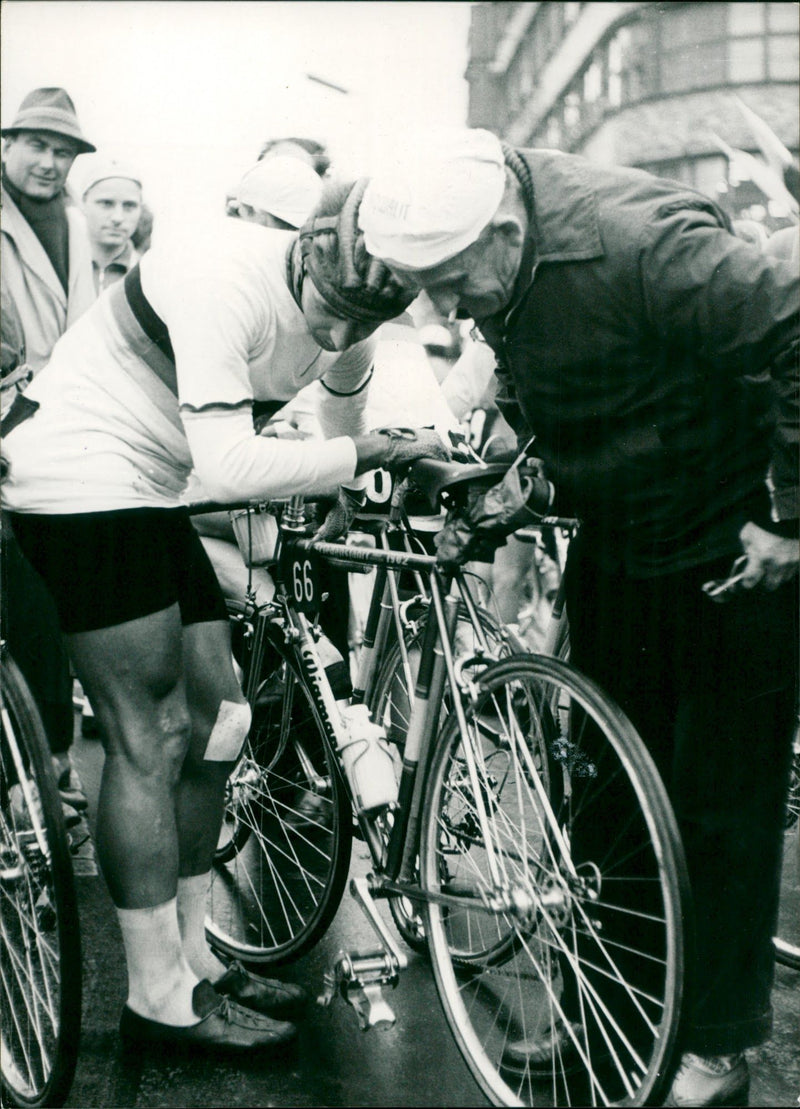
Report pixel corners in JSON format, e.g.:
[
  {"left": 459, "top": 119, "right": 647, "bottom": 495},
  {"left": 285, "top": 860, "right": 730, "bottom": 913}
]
[
  {"left": 193, "top": 457, "right": 690, "bottom": 1107},
  {"left": 1, "top": 642, "right": 82, "bottom": 1108}
]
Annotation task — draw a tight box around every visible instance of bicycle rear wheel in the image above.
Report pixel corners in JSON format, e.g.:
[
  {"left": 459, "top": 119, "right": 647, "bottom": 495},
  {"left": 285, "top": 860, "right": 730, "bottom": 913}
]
[
  {"left": 1, "top": 652, "right": 81, "bottom": 1109},
  {"left": 420, "top": 655, "right": 688, "bottom": 1107},
  {"left": 206, "top": 603, "right": 353, "bottom": 966}
]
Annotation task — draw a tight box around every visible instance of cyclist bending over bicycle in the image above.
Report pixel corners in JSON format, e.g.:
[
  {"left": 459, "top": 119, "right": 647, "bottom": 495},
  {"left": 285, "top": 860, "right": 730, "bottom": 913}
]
[{"left": 1, "top": 177, "right": 450, "bottom": 1054}]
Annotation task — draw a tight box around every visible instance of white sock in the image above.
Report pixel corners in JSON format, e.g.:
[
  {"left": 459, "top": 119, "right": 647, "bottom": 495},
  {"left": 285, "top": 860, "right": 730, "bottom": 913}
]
[
  {"left": 176, "top": 873, "right": 227, "bottom": 983},
  {"left": 117, "top": 898, "right": 200, "bottom": 1025}
]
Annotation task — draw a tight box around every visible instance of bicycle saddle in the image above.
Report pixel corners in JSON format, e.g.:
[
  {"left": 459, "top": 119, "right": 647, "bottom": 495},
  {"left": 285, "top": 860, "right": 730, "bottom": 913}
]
[{"left": 407, "top": 459, "right": 508, "bottom": 510}]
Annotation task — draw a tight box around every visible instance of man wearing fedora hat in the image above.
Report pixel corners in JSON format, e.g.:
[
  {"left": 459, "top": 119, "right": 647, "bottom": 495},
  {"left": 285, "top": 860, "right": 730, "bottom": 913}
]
[
  {"left": 1, "top": 87, "right": 96, "bottom": 373},
  {"left": 2, "top": 88, "right": 96, "bottom": 819}
]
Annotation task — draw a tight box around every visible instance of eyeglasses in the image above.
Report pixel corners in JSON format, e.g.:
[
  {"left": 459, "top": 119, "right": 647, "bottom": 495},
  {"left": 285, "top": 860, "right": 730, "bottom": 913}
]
[{"left": 701, "top": 555, "right": 749, "bottom": 602}]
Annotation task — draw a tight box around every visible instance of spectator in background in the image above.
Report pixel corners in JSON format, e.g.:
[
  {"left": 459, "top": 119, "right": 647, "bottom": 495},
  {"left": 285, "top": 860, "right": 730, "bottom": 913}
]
[
  {"left": 1, "top": 86, "right": 96, "bottom": 814},
  {"left": 258, "top": 136, "right": 331, "bottom": 177},
  {"left": 1, "top": 87, "right": 96, "bottom": 372},
  {"left": 79, "top": 156, "right": 143, "bottom": 293},
  {"left": 235, "top": 155, "right": 323, "bottom": 231}
]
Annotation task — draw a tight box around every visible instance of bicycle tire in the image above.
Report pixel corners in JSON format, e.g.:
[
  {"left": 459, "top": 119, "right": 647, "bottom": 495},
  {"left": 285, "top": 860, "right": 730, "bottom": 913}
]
[
  {"left": 774, "top": 729, "right": 800, "bottom": 970},
  {"left": 206, "top": 601, "right": 353, "bottom": 966},
  {"left": 1, "top": 652, "right": 81, "bottom": 1109},
  {"left": 420, "top": 654, "right": 689, "bottom": 1107},
  {"left": 370, "top": 601, "right": 522, "bottom": 954}
]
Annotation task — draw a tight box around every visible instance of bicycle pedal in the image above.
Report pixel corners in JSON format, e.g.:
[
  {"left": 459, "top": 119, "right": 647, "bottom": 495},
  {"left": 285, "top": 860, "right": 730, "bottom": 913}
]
[{"left": 317, "top": 949, "right": 399, "bottom": 1030}]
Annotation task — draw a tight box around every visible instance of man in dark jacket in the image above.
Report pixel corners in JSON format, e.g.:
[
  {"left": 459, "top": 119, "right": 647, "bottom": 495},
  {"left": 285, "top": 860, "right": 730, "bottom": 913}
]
[{"left": 361, "top": 128, "right": 798, "bottom": 1107}]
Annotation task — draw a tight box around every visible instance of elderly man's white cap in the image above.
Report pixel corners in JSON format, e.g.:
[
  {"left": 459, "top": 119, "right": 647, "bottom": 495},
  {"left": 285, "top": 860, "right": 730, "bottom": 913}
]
[
  {"left": 78, "top": 155, "right": 142, "bottom": 199},
  {"left": 360, "top": 128, "right": 506, "bottom": 269},
  {"left": 237, "top": 156, "right": 323, "bottom": 228}
]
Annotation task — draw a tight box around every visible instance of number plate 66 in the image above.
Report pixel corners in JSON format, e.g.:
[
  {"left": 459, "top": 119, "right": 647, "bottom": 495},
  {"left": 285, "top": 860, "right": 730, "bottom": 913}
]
[{"left": 281, "top": 550, "right": 320, "bottom": 614}]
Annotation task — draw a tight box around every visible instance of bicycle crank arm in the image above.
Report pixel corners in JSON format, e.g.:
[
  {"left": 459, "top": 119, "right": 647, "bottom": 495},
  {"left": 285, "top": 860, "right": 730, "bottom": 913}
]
[{"left": 350, "top": 876, "right": 408, "bottom": 970}]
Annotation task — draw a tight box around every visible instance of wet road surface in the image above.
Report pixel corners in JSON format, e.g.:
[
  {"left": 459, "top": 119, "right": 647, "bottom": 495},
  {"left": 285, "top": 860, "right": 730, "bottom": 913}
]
[{"left": 62, "top": 730, "right": 799, "bottom": 1108}]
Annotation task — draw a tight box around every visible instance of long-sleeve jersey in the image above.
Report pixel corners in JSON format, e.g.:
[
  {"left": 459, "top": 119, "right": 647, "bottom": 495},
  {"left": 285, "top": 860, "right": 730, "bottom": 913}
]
[{"left": 2, "top": 218, "right": 375, "bottom": 513}]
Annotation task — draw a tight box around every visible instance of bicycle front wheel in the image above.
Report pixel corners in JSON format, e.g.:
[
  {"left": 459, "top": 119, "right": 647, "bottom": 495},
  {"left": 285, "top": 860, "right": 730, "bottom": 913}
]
[
  {"left": 206, "top": 604, "right": 353, "bottom": 966},
  {"left": 420, "top": 655, "right": 688, "bottom": 1107},
  {"left": 1, "top": 653, "right": 81, "bottom": 1109},
  {"left": 774, "top": 725, "right": 800, "bottom": 970}
]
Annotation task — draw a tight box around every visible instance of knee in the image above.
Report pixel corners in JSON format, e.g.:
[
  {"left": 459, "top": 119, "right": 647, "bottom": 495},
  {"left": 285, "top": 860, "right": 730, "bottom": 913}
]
[{"left": 117, "top": 702, "right": 193, "bottom": 785}]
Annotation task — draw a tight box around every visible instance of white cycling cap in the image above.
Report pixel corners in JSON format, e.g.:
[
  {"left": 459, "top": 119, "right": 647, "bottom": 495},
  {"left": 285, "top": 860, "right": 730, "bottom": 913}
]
[
  {"left": 237, "top": 155, "right": 323, "bottom": 228},
  {"left": 79, "top": 155, "right": 142, "bottom": 198},
  {"left": 359, "top": 128, "right": 506, "bottom": 269}
]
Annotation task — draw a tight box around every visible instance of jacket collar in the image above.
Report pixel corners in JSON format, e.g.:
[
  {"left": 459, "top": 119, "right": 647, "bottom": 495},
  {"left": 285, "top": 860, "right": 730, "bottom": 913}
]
[
  {"left": 1, "top": 183, "right": 68, "bottom": 308},
  {"left": 489, "top": 149, "right": 604, "bottom": 332}
]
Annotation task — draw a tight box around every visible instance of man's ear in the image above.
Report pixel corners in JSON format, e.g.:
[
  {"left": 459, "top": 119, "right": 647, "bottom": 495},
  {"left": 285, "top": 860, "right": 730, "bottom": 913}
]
[{"left": 489, "top": 215, "right": 525, "bottom": 250}]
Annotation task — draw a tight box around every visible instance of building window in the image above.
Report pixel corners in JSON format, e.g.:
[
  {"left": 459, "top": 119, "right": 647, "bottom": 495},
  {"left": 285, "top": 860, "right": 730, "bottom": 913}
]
[
  {"left": 584, "top": 60, "right": 603, "bottom": 103},
  {"left": 662, "top": 42, "right": 727, "bottom": 92},
  {"left": 729, "top": 37, "right": 766, "bottom": 82},
  {"left": 768, "top": 3, "right": 799, "bottom": 33},
  {"left": 768, "top": 33, "right": 799, "bottom": 79},
  {"left": 728, "top": 2, "right": 766, "bottom": 37},
  {"left": 564, "top": 90, "right": 582, "bottom": 131}
]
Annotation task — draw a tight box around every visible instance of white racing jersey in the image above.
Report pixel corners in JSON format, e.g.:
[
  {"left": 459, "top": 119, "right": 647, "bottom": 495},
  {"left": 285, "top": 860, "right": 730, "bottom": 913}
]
[{"left": 2, "top": 218, "right": 374, "bottom": 514}]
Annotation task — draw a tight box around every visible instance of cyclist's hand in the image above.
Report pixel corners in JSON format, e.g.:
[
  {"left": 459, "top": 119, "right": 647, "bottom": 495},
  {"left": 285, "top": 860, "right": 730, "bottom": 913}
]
[
  {"left": 374, "top": 427, "right": 452, "bottom": 472},
  {"left": 738, "top": 521, "right": 799, "bottom": 591},
  {"left": 313, "top": 485, "right": 366, "bottom": 542}
]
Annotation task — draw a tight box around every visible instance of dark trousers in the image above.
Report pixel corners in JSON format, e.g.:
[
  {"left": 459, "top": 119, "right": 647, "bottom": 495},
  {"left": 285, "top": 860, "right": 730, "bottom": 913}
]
[
  {"left": 1, "top": 513, "right": 74, "bottom": 756},
  {"left": 564, "top": 535, "right": 798, "bottom": 1054}
]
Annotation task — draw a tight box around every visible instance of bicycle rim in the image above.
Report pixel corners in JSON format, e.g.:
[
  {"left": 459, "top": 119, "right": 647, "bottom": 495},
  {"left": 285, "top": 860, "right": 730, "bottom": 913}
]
[
  {"left": 1, "top": 654, "right": 81, "bottom": 1109},
  {"left": 206, "top": 609, "right": 352, "bottom": 965},
  {"left": 421, "top": 655, "right": 688, "bottom": 1107},
  {"left": 774, "top": 728, "right": 800, "bottom": 970}
]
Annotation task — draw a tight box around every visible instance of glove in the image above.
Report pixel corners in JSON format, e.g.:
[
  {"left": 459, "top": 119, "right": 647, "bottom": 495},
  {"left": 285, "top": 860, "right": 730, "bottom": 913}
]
[
  {"left": 469, "top": 458, "right": 553, "bottom": 533},
  {"left": 313, "top": 485, "right": 367, "bottom": 542},
  {"left": 435, "top": 458, "right": 554, "bottom": 569},
  {"left": 374, "top": 427, "right": 452, "bottom": 472}
]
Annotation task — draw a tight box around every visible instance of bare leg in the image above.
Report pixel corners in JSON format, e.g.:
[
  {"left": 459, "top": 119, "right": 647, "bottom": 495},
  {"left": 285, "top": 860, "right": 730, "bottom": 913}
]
[
  {"left": 175, "top": 618, "right": 248, "bottom": 981},
  {"left": 176, "top": 618, "right": 246, "bottom": 879},
  {"left": 68, "top": 605, "right": 200, "bottom": 1022},
  {"left": 68, "top": 606, "right": 192, "bottom": 908}
]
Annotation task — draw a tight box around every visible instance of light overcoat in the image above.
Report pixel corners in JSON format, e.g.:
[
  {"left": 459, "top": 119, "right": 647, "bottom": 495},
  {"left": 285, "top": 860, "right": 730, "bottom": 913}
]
[{"left": 1, "top": 184, "right": 95, "bottom": 373}]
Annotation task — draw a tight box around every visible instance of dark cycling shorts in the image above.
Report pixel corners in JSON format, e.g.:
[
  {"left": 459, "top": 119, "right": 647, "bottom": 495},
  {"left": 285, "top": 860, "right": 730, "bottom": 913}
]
[{"left": 8, "top": 507, "right": 228, "bottom": 635}]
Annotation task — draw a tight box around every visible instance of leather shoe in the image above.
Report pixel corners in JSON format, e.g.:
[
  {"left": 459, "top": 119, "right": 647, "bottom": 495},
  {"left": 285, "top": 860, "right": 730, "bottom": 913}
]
[
  {"left": 119, "top": 980, "right": 296, "bottom": 1052},
  {"left": 664, "top": 1052, "right": 749, "bottom": 1107},
  {"left": 501, "top": 1020, "right": 583, "bottom": 1076},
  {"left": 214, "top": 961, "right": 308, "bottom": 1021}
]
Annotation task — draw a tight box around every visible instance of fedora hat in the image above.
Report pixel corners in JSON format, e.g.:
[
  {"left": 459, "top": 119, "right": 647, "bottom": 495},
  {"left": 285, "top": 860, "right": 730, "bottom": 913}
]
[{"left": 1, "top": 87, "right": 95, "bottom": 154}]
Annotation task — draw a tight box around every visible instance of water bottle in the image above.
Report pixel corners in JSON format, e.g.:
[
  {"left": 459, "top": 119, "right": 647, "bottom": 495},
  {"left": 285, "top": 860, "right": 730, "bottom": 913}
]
[{"left": 338, "top": 703, "right": 398, "bottom": 814}]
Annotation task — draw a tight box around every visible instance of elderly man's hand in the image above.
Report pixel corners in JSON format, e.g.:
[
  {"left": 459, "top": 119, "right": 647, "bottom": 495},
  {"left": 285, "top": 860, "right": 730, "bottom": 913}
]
[{"left": 738, "top": 521, "right": 799, "bottom": 590}]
